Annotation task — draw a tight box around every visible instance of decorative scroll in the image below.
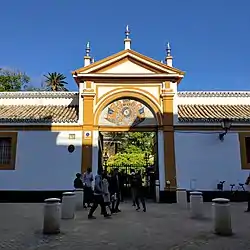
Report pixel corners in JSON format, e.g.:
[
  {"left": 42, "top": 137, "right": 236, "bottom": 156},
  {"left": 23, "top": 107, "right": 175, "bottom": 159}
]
[{"left": 104, "top": 99, "right": 146, "bottom": 126}]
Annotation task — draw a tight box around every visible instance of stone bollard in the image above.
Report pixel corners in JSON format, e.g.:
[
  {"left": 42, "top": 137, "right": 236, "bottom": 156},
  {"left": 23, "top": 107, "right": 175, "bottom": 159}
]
[
  {"left": 176, "top": 188, "right": 187, "bottom": 208},
  {"left": 155, "top": 180, "right": 160, "bottom": 203},
  {"left": 61, "top": 192, "right": 75, "bottom": 219},
  {"left": 74, "top": 188, "right": 84, "bottom": 210},
  {"left": 212, "top": 198, "right": 232, "bottom": 236},
  {"left": 43, "top": 198, "right": 61, "bottom": 234},
  {"left": 190, "top": 191, "right": 203, "bottom": 219}
]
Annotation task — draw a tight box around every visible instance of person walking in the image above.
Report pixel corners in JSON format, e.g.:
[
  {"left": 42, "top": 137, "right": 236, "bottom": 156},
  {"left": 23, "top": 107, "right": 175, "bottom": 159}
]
[
  {"left": 245, "top": 173, "right": 250, "bottom": 212},
  {"left": 83, "top": 167, "right": 94, "bottom": 208},
  {"left": 110, "top": 168, "right": 121, "bottom": 213},
  {"left": 135, "top": 171, "right": 146, "bottom": 212},
  {"left": 130, "top": 170, "right": 137, "bottom": 206},
  {"left": 102, "top": 171, "right": 112, "bottom": 214},
  {"left": 88, "top": 169, "right": 111, "bottom": 219}
]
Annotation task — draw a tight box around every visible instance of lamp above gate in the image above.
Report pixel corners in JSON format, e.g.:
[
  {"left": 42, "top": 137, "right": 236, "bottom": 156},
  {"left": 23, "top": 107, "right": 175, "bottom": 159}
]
[{"left": 219, "top": 118, "right": 232, "bottom": 141}]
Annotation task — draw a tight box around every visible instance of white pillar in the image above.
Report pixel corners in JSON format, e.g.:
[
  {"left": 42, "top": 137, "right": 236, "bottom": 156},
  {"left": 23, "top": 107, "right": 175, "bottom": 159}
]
[
  {"left": 176, "top": 188, "right": 187, "bottom": 208},
  {"left": 43, "top": 198, "right": 61, "bottom": 234},
  {"left": 158, "top": 130, "right": 165, "bottom": 191},
  {"left": 92, "top": 130, "right": 99, "bottom": 177},
  {"left": 155, "top": 180, "right": 160, "bottom": 203},
  {"left": 78, "top": 83, "right": 84, "bottom": 125},
  {"left": 74, "top": 188, "right": 84, "bottom": 210},
  {"left": 190, "top": 191, "right": 203, "bottom": 219},
  {"left": 61, "top": 192, "right": 75, "bottom": 219},
  {"left": 212, "top": 198, "right": 232, "bottom": 236}
]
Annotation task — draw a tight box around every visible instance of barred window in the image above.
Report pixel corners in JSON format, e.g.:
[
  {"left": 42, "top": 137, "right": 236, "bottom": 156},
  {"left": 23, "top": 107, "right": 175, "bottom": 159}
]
[{"left": 0, "top": 137, "right": 12, "bottom": 165}]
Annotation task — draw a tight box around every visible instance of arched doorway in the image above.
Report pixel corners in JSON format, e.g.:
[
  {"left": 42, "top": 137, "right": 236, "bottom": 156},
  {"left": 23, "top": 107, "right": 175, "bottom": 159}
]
[{"left": 94, "top": 90, "right": 163, "bottom": 200}]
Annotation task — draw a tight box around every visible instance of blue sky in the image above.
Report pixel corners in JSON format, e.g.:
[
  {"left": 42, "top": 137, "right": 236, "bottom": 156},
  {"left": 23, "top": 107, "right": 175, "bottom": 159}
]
[{"left": 0, "top": 0, "right": 249, "bottom": 91}]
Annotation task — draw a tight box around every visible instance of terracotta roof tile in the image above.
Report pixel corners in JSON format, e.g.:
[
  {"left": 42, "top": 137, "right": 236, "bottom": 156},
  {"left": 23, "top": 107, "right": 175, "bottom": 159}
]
[
  {"left": 178, "top": 91, "right": 250, "bottom": 98},
  {"left": 0, "top": 105, "right": 78, "bottom": 123},
  {"left": 178, "top": 105, "right": 250, "bottom": 123}
]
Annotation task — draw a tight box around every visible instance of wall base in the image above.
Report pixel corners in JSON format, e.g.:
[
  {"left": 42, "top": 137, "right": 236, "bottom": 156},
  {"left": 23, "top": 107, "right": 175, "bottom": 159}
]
[
  {"left": 0, "top": 190, "right": 247, "bottom": 203},
  {"left": 0, "top": 191, "right": 73, "bottom": 203},
  {"left": 159, "top": 190, "right": 249, "bottom": 203}
]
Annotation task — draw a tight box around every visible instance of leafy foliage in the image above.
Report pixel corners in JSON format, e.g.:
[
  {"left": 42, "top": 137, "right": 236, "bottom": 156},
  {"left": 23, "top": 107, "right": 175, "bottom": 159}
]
[
  {"left": 0, "top": 68, "right": 30, "bottom": 91},
  {"left": 44, "top": 72, "right": 68, "bottom": 91},
  {"left": 106, "top": 132, "right": 155, "bottom": 168}
]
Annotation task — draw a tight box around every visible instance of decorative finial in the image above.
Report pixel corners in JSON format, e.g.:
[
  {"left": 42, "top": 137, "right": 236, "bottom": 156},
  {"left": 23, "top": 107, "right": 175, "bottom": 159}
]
[
  {"left": 125, "top": 25, "right": 130, "bottom": 39},
  {"left": 91, "top": 57, "right": 95, "bottom": 63},
  {"left": 166, "top": 42, "right": 171, "bottom": 57},
  {"left": 86, "top": 42, "right": 90, "bottom": 57}
]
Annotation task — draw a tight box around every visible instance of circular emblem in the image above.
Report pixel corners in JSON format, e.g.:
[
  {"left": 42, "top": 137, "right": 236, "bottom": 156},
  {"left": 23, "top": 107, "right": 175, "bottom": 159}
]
[
  {"left": 122, "top": 107, "right": 131, "bottom": 117},
  {"left": 85, "top": 132, "right": 90, "bottom": 137}
]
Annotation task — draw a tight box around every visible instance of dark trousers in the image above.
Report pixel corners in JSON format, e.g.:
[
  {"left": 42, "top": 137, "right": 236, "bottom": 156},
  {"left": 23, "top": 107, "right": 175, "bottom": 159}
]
[
  {"left": 111, "top": 192, "right": 120, "bottom": 211},
  {"left": 247, "top": 192, "right": 250, "bottom": 211},
  {"left": 135, "top": 188, "right": 146, "bottom": 210},
  {"left": 131, "top": 187, "right": 136, "bottom": 205},
  {"left": 88, "top": 195, "right": 107, "bottom": 216},
  {"left": 84, "top": 186, "right": 93, "bottom": 205}
]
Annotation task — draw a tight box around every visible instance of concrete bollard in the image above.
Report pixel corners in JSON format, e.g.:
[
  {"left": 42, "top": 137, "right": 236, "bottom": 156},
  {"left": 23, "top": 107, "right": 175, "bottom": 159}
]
[
  {"left": 155, "top": 180, "right": 160, "bottom": 203},
  {"left": 190, "top": 191, "right": 203, "bottom": 218},
  {"left": 61, "top": 192, "right": 75, "bottom": 219},
  {"left": 176, "top": 188, "right": 187, "bottom": 208},
  {"left": 74, "top": 188, "right": 84, "bottom": 210},
  {"left": 212, "top": 198, "right": 232, "bottom": 236},
  {"left": 43, "top": 198, "right": 61, "bottom": 234}
]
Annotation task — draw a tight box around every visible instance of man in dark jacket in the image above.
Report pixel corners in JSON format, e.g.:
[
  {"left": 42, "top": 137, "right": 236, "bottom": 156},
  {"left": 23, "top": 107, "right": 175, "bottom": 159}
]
[
  {"left": 74, "top": 173, "right": 84, "bottom": 189},
  {"left": 109, "top": 168, "right": 121, "bottom": 213},
  {"left": 88, "top": 169, "right": 111, "bottom": 219}
]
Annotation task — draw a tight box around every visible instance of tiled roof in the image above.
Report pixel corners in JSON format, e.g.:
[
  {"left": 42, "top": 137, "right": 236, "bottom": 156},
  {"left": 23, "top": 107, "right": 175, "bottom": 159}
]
[
  {"left": 0, "top": 105, "right": 78, "bottom": 123},
  {"left": 178, "top": 105, "right": 250, "bottom": 123},
  {"left": 0, "top": 91, "right": 78, "bottom": 99},
  {"left": 178, "top": 91, "right": 250, "bottom": 98}
]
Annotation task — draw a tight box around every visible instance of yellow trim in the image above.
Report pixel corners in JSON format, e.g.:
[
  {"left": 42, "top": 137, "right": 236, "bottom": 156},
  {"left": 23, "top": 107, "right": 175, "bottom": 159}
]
[
  {"left": 0, "top": 132, "right": 17, "bottom": 170},
  {"left": 82, "top": 95, "right": 94, "bottom": 173},
  {"left": 239, "top": 132, "right": 250, "bottom": 169},
  {"left": 162, "top": 94, "right": 176, "bottom": 187},
  {"left": 0, "top": 125, "right": 82, "bottom": 131},
  {"left": 96, "top": 86, "right": 161, "bottom": 106},
  {"left": 94, "top": 90, "right": 163, "bottom": 126},
  {"left": 174, "top": 125, "right": 250, "bottom": 131},
  {"left": 72, "top": 49, "right": 185, "bottom": 75}
]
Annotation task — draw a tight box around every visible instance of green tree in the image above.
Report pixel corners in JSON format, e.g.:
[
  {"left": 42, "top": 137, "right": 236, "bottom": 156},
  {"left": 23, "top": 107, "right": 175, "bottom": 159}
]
[
  {"left": 105, "top": 132, "right": 155, "bottom": 168},
  {"left": 0, "top": 68, "right": 30, "bottom": 91},
  {"left": 44, "top": 72, "right": 68, "bottom": 91}
]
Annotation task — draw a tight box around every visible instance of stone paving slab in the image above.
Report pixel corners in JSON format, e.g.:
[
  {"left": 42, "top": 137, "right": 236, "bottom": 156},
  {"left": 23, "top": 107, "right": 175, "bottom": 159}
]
[{"left": 0, "top": 202, "right": 250, "bottom": 249}]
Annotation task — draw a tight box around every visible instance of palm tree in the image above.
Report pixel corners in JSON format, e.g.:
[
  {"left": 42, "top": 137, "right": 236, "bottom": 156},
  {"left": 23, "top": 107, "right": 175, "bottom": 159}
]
[{"left": 44, "top": 72, "right": 68, "bottom": 91}]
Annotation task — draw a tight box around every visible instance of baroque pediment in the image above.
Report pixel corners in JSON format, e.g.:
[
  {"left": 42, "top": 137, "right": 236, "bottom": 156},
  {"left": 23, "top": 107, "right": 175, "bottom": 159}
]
[{"left": 73, "top": 49, "right": 184, "bottom": 76}]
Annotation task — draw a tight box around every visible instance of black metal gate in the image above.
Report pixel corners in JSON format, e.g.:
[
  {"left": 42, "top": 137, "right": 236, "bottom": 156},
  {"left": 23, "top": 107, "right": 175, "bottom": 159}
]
[{"left": 107, "top": 164, "right": 156, "bottom": 200}]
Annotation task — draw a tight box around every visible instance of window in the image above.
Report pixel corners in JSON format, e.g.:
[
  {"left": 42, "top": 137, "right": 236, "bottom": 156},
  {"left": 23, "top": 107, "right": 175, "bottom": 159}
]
[
  {"left": 239, "top": 132, "right": 250, "bottom": 169},
  {"left": 245, "top": 137, "right": 250, "bottom": 164},
  {"left": 0, "top": 132, "right": 17, "bottom": 170}
]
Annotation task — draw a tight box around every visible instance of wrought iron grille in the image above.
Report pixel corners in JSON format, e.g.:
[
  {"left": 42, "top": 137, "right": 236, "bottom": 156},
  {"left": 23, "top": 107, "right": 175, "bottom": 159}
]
[{"left": 0, "top": 137, "right": 12, "bottom": 165}]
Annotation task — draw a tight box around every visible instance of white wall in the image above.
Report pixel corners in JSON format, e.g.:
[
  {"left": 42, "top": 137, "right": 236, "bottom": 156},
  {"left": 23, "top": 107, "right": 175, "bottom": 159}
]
[
  {"left": 0, "top": 131, "right": 82, "bottom": 190},
  {"left": 175, "top": 131, "right": 250, "bottom": 191}
]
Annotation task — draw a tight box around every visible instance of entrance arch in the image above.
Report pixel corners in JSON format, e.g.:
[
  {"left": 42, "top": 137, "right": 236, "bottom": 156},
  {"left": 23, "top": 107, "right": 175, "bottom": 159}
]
[{"left": 94, "top": 89, "right": 163, "bottom": 127}]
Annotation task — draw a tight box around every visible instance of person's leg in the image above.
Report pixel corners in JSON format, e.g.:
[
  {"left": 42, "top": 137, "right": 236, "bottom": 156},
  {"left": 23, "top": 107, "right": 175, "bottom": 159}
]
[
  {"left": 115, "top": 192, "right": 121, "bottom": 212},
  {"left": 141, "top": 196, "right": 146, "bottom": 212},
  {"left": 135, "top": 190, "right": 140, "bottom": 210},
  {"left": 88, "top": 195, "right": 98, "bottom": 218},
  {"left": 131, "top": 188, "right": 136, "bottom": 206},
  {"left": 246, "top": 192, "right": 250, "bottom": 211},
  {"left": 99, "top": 196, "right": 110, "bottom": 217}
]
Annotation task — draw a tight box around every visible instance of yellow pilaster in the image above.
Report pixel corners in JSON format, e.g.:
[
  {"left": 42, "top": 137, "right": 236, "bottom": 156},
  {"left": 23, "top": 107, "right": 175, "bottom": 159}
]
[
  {"left": 162, "top": 90, "right": 176, "bottom": 188},
  {"left": 81, "top": 91, "right": 95, "bottom": 173}
]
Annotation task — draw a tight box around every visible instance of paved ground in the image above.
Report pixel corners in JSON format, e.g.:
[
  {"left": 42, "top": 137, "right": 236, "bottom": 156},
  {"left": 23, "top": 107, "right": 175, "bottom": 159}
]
[{"left": 0, "top": 201, "right": 250, "bottom": 249}]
